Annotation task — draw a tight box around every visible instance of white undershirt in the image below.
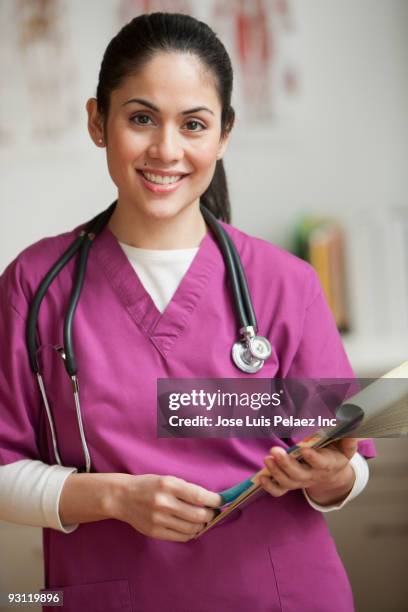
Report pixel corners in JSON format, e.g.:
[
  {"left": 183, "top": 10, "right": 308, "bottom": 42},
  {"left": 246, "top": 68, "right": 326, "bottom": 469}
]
[
  {"left": 0, "top": 243, "right": 370, "bottom": 533},
  {"left": 118, "top": 241, "right": 199, "bottom": 313}
]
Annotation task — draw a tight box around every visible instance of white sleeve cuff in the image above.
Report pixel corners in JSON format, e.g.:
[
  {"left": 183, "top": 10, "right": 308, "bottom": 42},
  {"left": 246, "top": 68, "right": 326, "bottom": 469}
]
[
  {"left": 302, "top": 452, "right": 369, "bottom": 512},
  {"left": 0, "top": 459, "right": 79, "bottom": 533},
  {"left": 43, "top": 465, "right": 79, "bottom": 533}
]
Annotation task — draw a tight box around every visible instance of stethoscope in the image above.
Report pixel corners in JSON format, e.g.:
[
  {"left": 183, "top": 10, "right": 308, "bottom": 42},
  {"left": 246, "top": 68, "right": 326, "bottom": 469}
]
[{"left": 26, "top": 201, "right": 273, "bottom": 472}]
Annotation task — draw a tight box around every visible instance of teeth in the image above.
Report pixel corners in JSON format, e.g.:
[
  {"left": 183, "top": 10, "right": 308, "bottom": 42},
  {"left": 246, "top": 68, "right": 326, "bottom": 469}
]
[{"left": 142, "top": 171, "right": 183, "bottom": 185}]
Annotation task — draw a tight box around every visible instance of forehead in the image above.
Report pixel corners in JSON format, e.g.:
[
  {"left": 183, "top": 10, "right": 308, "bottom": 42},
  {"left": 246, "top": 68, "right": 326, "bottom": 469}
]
[{"left": 110, "top": 51, "right": 221, "bottom": 110}]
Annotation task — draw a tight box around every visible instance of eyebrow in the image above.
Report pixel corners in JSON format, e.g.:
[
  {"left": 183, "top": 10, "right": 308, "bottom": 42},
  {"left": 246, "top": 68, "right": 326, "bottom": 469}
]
[{"left": 122, "top": 97, "right": 214, "bottom": 116}]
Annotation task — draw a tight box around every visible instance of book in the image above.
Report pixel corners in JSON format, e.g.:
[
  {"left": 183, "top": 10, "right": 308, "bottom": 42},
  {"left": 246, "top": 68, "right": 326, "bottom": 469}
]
[
  {"left": 195, "top": 361, "right": 408, "bottom": 537},
  {"left": 292, "top": 216, "right": 349, "bottom": 332}
]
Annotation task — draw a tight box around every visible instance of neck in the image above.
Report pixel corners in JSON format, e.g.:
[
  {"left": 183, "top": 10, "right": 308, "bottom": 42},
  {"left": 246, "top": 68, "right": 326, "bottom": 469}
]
[{"left": 107, "top": 197, "right": 208, "bottom": 249}]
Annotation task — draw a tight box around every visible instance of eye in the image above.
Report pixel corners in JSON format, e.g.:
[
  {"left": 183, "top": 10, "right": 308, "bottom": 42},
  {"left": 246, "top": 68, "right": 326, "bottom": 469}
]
[
  {"left": 130, "top": 113, "right": 154, "bottom": 126},
  {"left": 184, "top": 120, "right": 206, "bottom": 132}
]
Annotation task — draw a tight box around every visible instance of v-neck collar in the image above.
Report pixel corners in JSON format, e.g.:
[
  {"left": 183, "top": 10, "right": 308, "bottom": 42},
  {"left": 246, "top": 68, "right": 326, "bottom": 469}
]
[{"left": 93, "top": 224, "right": 221, "bottom": 358}]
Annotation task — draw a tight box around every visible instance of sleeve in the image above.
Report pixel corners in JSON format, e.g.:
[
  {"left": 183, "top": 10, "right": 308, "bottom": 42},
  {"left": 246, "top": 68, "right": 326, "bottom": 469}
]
[
  {"left": 0, "top": 263, "right": 44, "bottom": 465},
  {"left": 287, "top": 269, "right": 376, "bottom": 460},
  {"left": 302, "top": 452, "right": 370, "bottom": 512},
  {"left": 0, "top": 459, "right": 78, "bottom": 533}
]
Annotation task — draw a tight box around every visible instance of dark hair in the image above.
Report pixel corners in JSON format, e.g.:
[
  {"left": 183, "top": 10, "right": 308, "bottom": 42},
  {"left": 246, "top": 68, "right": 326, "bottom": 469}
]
[{"left": 96, "top": 12, "right": 235, "bottom": 222}]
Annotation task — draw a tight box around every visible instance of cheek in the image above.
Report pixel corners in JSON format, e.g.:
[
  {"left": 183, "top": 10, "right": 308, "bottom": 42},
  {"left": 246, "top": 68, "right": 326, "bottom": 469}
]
[
  {"left": 189, "top": 142, "right": 219, "bottom": 173},
  {"left": 106, "top": 132, "right": 145, "bottom": 184},
  {"left": 110, "top": 131, "right": 144, "bottom": 161}
]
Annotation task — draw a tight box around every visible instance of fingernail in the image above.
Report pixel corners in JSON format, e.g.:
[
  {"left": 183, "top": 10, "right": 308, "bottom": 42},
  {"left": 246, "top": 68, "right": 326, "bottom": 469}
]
[{"left": 273, "top": 447, "right": 286, "bottom": 455}]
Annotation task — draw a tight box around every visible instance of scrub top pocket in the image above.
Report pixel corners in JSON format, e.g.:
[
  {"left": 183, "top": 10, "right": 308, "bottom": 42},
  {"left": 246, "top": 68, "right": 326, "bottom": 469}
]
[
  {"left": 268, "top": 537, "right": 354, "bottom": 612},
  {"left": 40, "top": 579, "right": 131, "bottom": 612}
]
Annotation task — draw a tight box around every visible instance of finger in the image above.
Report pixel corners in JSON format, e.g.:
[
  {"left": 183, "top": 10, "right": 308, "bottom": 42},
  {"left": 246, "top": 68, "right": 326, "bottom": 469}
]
[
  {"left": 264, "top": 457, "right": 301, "bottom": 490},
  {"left": 259, "top": 475, "right": 288, "bottom": 497},
  {"left": 150, "top": 525, "right": 199, "bottom": 542},
  {"left": 167, "top": 477, "right": 222, "bottom": 508},
  {"left": 299, "top": 447, "right": 332, "bottom": 470},
  {"left": 268, "top": 447, "right": 312, "bottom": 483},
  {"left": 167, "top": 497, "right": 217, "bottom": 524},
  {"left": 154, "top": 512, "right": 205, "bottom": 537},
  {"left": 335, "top": 438, "right": 358, "bottom": 460},
  {"left": 300, "top": 446, "right": 350, "bottom": 476}
]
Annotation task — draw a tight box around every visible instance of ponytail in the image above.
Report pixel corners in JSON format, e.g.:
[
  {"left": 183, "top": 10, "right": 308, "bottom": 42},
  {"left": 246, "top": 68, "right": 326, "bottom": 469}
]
[{"left": 200, "top": 160, "right": 231, "bottom": 223}]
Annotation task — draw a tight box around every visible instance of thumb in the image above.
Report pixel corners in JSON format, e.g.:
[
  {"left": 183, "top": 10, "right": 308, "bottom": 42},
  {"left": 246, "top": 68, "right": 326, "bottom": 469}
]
[{"left": 336, "top": 437, "right": 358, "bottom": 460}]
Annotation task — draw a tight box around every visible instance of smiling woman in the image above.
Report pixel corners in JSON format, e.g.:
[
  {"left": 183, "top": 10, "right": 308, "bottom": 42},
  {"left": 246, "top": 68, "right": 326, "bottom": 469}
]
[
  {"left": 0, "top": 11, "right": 376, "bottom": 612},
  {"left": 86, "top": 50, "right": 230, "bottom": 247},
  {"left": 84, "top": 19, "right": 234, "bottom": 249}
]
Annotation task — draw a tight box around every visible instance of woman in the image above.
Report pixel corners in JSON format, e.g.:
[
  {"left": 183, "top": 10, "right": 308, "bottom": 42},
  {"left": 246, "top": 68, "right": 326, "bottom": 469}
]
[{"left": 0, "top": 12, "right": 374, "bottom": 611}]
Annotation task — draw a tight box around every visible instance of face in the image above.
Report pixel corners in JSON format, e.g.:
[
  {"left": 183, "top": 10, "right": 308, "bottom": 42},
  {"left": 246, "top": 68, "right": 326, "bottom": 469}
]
[{"left": 87, "top": 52, "right": 231, "bottom": 221}]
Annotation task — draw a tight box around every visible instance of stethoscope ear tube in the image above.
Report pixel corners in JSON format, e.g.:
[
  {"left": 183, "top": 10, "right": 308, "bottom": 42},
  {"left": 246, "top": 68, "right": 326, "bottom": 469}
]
[{"left": 26, "top": 203, "right": 117, "bottom": 471}]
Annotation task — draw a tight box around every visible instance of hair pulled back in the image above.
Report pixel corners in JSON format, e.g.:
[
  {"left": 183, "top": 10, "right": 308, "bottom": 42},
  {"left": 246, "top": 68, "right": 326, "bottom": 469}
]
[{"left": 96, "top": 12, "right": 235, "bottom": 222}]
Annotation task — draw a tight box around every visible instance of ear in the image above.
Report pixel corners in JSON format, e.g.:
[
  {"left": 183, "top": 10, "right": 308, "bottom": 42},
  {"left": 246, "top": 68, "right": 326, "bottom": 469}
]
[
  {"left": 86, "top": 98, "right": 105, "bottom": 147},
  {"left": 216, "top": 129, "right": 232, "bottom": 161}
]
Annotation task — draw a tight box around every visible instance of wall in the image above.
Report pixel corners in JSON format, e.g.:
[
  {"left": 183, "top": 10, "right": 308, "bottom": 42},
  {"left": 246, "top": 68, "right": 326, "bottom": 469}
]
[{"left": 1, "top": 0, "right": 408, "bottom": 257}]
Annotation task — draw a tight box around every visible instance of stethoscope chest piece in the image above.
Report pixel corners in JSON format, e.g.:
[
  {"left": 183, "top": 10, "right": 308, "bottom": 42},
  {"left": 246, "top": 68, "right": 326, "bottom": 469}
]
[{"left": 232, "top": 331, "right": 272, "bottom": 374}]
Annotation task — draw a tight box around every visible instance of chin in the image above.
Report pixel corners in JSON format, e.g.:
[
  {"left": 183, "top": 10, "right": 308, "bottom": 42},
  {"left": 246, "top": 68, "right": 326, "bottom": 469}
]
[{"left": 144, "top": 198, "right": 196, "bottom": 220}]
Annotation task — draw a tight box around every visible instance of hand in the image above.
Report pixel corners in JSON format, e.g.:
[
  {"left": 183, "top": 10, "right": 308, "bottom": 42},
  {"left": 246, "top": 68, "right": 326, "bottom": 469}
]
[
  {"left": 111, "top": 474, "right": 222, "bottom": 542},
  {"left": 259, "top": 438, "right": 358, "bottom": 507}
]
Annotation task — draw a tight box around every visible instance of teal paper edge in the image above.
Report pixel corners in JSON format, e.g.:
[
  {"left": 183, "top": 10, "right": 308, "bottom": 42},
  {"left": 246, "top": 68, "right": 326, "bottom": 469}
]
[{"left": 218, "top": 476, "right": 255, "bottom": 504}]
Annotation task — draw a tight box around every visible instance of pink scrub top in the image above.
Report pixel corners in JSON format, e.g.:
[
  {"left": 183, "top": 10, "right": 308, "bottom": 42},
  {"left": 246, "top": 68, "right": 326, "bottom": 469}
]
[{"left": 0, "top": 214, "right": 375, "bottom": 612}]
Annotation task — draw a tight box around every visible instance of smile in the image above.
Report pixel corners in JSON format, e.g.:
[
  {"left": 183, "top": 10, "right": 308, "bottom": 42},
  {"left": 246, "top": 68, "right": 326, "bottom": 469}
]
[
  {"left": 136, "top": 170, "right": 189, "bottom": 193},
  {"left": 142, "top": 171, "right": 183, "bottom": 185}
]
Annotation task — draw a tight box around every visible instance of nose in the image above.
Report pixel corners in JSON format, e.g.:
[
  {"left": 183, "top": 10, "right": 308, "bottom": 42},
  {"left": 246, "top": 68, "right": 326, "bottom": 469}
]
[{"left": 147, "top": 125, "right": 184, "bottom": 164}]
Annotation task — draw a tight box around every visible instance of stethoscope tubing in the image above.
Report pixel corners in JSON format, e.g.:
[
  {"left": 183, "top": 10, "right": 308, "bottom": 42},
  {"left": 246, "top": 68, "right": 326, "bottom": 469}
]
[
  {"left": 63, "top": 238, "right": 92, "bottom": 376},
  {"left": 28, "top": 202, "right": 258, "bottom": 376},
  {"left": 199, "top": 204, "right": 254, "bottom": 330},
  {"left": 64, "top": 203, "right": 117, "bottom": 376},
  {"left": 224, "top": 229, "right": 257, "bottom": 331},
  {"left": 26, "top": 233, "right": 86, "bottom": 375}
]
